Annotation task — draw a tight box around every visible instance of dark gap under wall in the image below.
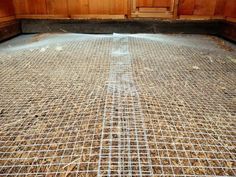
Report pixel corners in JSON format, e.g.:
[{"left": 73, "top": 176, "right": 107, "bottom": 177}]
[
  {"left": 0, "top": 19, "right": 235, "bottom": 43},
  {"left": 0, "top": 21, "right": 21, "bottom": 42},
  {"left": 219, "top": 21, "right": 236, "bottom": 43},
  {"left": 21, "top": 19, "right": 221, "bottom": 35}
]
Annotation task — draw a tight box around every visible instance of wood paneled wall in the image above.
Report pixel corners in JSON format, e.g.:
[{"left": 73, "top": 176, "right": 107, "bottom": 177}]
[
  {"left": 13, "top": 0, "right": 128, "bottom": 19},
  {"left": 5, "top": 0, "right": 236, "bottom": 20},
  {"left": 224, "top": 0, "right": 236, "bottom": 18},
  {"left": 179, "top": 0, "right": 236, "bottom": 20},
  {"left": 0, "top": 0, "right": 20, "bottom": 41},
  {"left": 137, "top": 0, "right": 171, "bottom": 8},
  {"left": 0, "top": 0, "right": 15, "bottom": 23}
]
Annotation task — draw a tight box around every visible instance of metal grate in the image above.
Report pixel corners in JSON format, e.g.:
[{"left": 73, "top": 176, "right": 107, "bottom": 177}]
[{"left": 0, "top": 34, "right": 235, "bottom": 176}]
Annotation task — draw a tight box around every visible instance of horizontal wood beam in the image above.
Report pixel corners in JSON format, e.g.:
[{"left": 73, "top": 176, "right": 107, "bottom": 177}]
[
  {"left": 16, "top": 15, "right": 70, "bottom": 19},
  {"left": 0, "top": 16, "right": 16, "bottom": 23},
  {"left": 71, "top": 15, "right": 126, "bottom": 19}
]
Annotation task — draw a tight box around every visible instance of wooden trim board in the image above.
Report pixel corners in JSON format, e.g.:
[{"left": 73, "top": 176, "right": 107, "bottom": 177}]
[
  {"left": 16, "top": 14, "right": 125, "bottom": 20},
  {"left": 180, "top": 15, "right": 225, "bottom": 20},
  {"left": 16, "top": 15, "right": 70, "bottom": 20},
  {"left": 71, "top": 15, "right": 125, "bottom": 20},
  {"left": 0, "top": 16, "right": 16, "bottom": 23},
  {"left": 131, "top": 12, "right": 173, "bottom": 18}
]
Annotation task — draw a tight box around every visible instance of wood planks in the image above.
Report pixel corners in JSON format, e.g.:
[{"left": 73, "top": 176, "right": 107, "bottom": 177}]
[
  {"left": 0, "top": 0, "right": 15, "bottom": 24},
  {"left": 178, "top": 0, "right": 195, "bottom": 15},
  {"left": 179, "top": 0, "right": 236, "bottom": 21},
  {"left": 46, "top": 0, "right": 68, "bottom": 15},
  {"left": 224, "top": 0, "right": 236, "bottom": 18},
  {"left": 8, "top": 0, "right": 236, "bottom": 20},
  {"left": 214, "top": 0, "right": 226, "bottom": 16},
  {"left": 193, "top": 0, "right": 217, "bottom": 16},
  {"left": 0, "top": 0, "right": 20, "bottom": 41},
  {"left": 0, "top": 0, "right": 15, "bottom": 18},
  {"left": 13, "top": 0, "right": 128, "bottom": 19},
  {"left": 137, "top": 0, "right": 171, "bottom": 7}
]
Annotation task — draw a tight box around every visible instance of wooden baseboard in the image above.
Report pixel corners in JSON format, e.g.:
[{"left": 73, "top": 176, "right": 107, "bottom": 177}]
[
  {"left": 16, "top": 15, "right": 70, "bottom": 20},
  {"left": 131, "top": 12, "right": 173, "bottom": 18},
  {"left": 0, "top": 20, "right": 21, "bottom": 42},
  {"left": 71, "top": 14, "right": 125, "bottom": 20},
  {"left": 0, "top": 16, "right": 16, "bottom": 23},
  {"left": 138, "top": 8, "right": 168, "bottom": 13},
  {"left": 226, "top": 17, "right": 236, "bottom": 23},
  {"left": 15, "top": 14, "right": 233, "bottom": 22},
  {"left": 180, "top": 15, "right": 224, "bottom": 20},
  {"left": 16, "top": 14, "right": 125, "bottom": 20}
]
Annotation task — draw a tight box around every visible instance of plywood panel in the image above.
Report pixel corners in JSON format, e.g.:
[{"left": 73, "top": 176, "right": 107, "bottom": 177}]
[
  {"left": 13, "top": 0, "right": 29, "bottom": 15},
  {"left": 193, "top": 0, "right": 216, "bottom": 16},
  {"left": 13, "top": 0, "right": 46, "bottom": 14},
  {"left": 89, "top": 0, "right": 110, "bottom": 14},
  {"left": 0, "top": 0, "right": 15, "bottom": 17},
  {"left": 69, "top": 0, "right": 127, "bottom": 15},
  {"left": 11, "top": 0, "right": 236, "bottom": 20},
  {"left": 68, "top": 0, "right": 89, "bottom": 14},
  {"left": 178, "top": 0, "right": 195, "bottom": 15},
  {"left": 27, "top": 0, "right": 47, "bottom": 14},
  {"left": 138, "top": 0, "right": 153, "bottom": 7},
  {"left": 214, "top": 0, "right": 226, "bottom": 16},
  {"left": 224, "top": 0, "right": 236, "bottom": 18},
  {"left": 137, "top": 0, "right": 171, "bottom": 7},
  {"left": 46, "top": 0, "right": 68, "bottom": 14},
  {"left": 110, "top": 0, "right": 128, "bottom": 14}
]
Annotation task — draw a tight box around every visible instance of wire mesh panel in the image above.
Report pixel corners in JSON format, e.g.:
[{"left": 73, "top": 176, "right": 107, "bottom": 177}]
[{"left": 0, "top": 34, "right": 235, "bottom": 176}]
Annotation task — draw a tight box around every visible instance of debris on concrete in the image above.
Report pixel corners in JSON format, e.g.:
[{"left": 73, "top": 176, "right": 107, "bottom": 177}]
[
  {"left": 55, "top": 46, "right": 63, "bottom": 51},
  {"left": 227, "top": 56, "right": 236, "bottom": 63},
  {"left": 208, "top": 35, "right": 234, "bottom": 52},
  {"left": 192, "top": 66, "right": 200, "bottom": 70},
  {"left": 40, "top": 46, "right": 49, "bottom": 52},
  {"left": 0, "top": 109, "right": 4, "bottom": 114}
]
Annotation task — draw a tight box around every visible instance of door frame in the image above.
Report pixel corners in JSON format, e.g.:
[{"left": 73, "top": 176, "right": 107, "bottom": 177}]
[{"left": 130, "top": 0, "right": 179, "bottom": 18}]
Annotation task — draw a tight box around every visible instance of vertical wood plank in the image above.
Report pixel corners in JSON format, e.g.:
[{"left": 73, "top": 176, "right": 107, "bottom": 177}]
[
  {"left": 0, "top": 0, "right": 15, "bottom": 17},
  {"left": 153, "top": 0, "right": 171, "bottom": 7},
  {"left": 173, "top": 0, "right": 180, "bottom": 18},
  {"left": 89, "top": 0, "right": 102, "bottom": 14},
  {"left": 193, "top": 0, "right": 217, "bottom": 16},
  {"left": 27, "top": 0, "right": 47, "bottom": 14},
  {"left": 11, "top": 0, "right": 235, "bottom": 19},
  {"left": 46, "top": 0, "right": 68, "bottom": 15},
  {"left": 137, "top": 0, "right": 171, "bottom": 8},
  {"left": 224, "top": 0, "right": 236, "bottom": 18},
  {"left": 178, "top": 0, "right": 195, "bottom": 15},
  {"left": 68, "top": 0, "right": 89, "bottom": 14},
  {"left": 214, "top": 0, "right": 226, "bottom": 16},
  {"left": 13, "top": 0, "right": 29, "bottom": 15}
]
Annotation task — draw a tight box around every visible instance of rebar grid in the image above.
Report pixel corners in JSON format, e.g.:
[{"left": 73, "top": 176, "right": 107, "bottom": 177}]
[{"left": 0, "top": 34, "right": 235, "bottom": 176}]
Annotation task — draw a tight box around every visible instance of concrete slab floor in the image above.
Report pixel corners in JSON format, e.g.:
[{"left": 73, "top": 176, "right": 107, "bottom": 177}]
[{"left": 0, "top": 34, "right": 235, "bottom": 176}]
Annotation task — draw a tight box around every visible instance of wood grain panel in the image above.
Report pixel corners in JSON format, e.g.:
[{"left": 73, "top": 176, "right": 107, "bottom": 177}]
[
  {"left": 178, "top": 0, "right": 195, "bottom": 15},
  {"left": 27, "top": 0, "right": 47, "bottom": 14},
  {"left": 68, "top": 0, "right": 89, "bottom": 14},
  {"left": 46, "top": 0, "right": 68, "bottom": 15},
  {"left": 13, "top": 0, "right": 29, "bottom": 15},
  {"left": 13, "top": 0, "right": 46, "bottom": 14},
  {"left": 10, "top": 0, "right": 236, "bottom": 20},
  {"left": 110, "top": 0, "right": 128, "bottom": 14},
  {"left": 193, "top": 0, "right": 216, "bottom": 16},
  {"left": 89, "top": 0, "right": 110, "bottom": 14},
  {"left": 68, "top": 0, "right": 127, "bottom": 15},
  {"left": 214, "top": 0, "right": 226, "bottom": 16},
  {"left": 137, "top": 0, "right": 171, "bottom": 7},
  {"left": 224, "top": 0, "right": 236, "bottom": 18},
  {"left": 0, "top": 0, "right": 15, "bottom": 17}
]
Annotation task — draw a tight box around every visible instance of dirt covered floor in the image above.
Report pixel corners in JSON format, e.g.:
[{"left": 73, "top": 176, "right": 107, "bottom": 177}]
[{"left": 0, "top": 34, "right": 235, "bottom": 176}]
